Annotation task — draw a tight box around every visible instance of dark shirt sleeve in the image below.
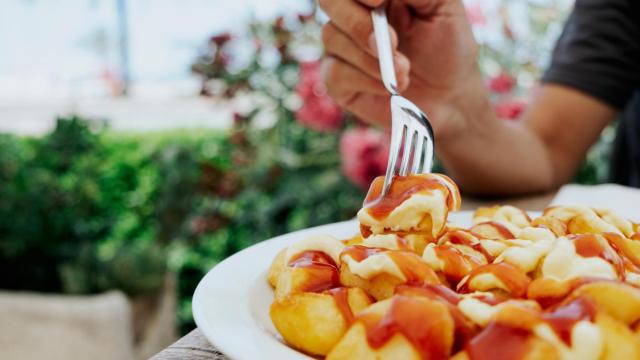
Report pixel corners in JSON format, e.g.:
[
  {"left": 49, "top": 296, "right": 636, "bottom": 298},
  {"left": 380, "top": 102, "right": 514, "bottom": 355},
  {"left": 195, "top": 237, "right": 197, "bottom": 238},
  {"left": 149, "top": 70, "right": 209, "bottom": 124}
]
[{"left": 542, "top": 0, "right": 640, "bottom": 109}]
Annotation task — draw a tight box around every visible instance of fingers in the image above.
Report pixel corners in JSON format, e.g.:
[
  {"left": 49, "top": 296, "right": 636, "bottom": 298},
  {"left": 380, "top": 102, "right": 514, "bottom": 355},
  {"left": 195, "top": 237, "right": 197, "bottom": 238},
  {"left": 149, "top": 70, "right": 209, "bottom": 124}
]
[
  {"left": 323, "top": 23, "right": 380, "bottom": 78},
  {"left": 319, "top": 0, "right": 397, "bottom": 51},
  {"left": 322, "top": 57, "right": 387, "bottom": 96},
  {"left": 335, "top": 91, "right": 392, "bottom": 127},
  {"left": 321, "top": 57, "right": 392, "bottom": 127},
  {"left": 323, "top": 22, "right": 410, "bottom": 89}
]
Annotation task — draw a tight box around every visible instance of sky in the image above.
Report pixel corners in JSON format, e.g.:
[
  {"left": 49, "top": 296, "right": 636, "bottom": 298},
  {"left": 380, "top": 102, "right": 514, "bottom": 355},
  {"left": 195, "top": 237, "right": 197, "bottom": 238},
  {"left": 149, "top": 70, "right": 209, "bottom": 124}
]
[{"left": 0, "top": 0, "right": 312, "bottom": 100}]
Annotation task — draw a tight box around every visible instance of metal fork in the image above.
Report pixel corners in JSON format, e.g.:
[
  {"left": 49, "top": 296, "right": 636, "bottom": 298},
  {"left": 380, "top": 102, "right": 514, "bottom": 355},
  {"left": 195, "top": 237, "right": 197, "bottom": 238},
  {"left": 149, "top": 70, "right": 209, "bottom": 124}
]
[{"left": 371, "top": 5, "right": 435, "bottom": 196}]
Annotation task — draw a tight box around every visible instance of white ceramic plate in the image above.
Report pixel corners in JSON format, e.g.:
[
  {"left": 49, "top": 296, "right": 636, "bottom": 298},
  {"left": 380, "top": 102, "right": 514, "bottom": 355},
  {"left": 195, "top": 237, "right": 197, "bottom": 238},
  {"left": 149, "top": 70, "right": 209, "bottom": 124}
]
[{"left": 192, "top": 211, "right": 491, "bottom": 359}]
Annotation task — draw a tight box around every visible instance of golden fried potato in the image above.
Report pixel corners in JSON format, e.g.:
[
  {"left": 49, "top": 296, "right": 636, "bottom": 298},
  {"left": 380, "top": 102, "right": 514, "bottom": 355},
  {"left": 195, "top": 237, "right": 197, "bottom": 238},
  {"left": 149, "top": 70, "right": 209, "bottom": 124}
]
[
  {"left": 327, "top": 321, "right": 422, "bottom": 360},
  {"left": 357, "top": 174, "right": 460, "bottom": 239},
  {"left": 339, "top": 264, "right": 402, "bottom": 301},
  {"left": 270, "top": 287, "right": 372, "bottom": 356},
  {"left": 403, "top": 233, "right": 433, "bottom": 255},
  {"left": 473, "top": 205, "right": 531, "bottom": 229},
  {"left": 268, "top": 248, "right": 286, "bottom": 288},
  {"left": 568, "top": 282, "right": 640, "bottom": 325},
  {"left": 452, "top": 337, "right": 559, "bottom": 360},
  {"left": 274, "top": 264, "right": 339, "bottom": 299},
  {"left": 530, "top": 215, "right": 568, "bottom": 237},
  {"left": 342, "top": 234, "right": 364, "bottom": 246},
  {"left": 450, "top": 351, "right": 470, "bottom": 360},
  {"left": 603, "top": 232, "right": 640, "bottom": 268},
  {"left": 358, "top": 233, "right": 435, "bottom": 255},
  {"left": 339, "top": 247, "right": 441, "bottom": 301},
  {"left": 596, "top": 313, "right": 640, "bottom": 360},
  {"left": 469, "top": 221, "right": 516, "bottom": 240},
  {"left": 327, "top": 295, "right": 454, "bottom": 360},
  {"left": 544, "top": 206, "right": 633, "bottom": 236}
]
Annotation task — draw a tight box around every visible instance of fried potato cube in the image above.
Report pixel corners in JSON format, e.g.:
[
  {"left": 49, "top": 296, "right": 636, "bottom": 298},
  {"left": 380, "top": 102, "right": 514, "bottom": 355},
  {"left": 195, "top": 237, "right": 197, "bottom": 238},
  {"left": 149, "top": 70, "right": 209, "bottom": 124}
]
[
  {"left": 357, "top": 174, "right": 460, "bottom": 239},
  {"left": 342, "top": 234, "right": 364, "bottom": 246},
  {"left": 531, "top": 216, "right": 567, "bottom": 237},
  {"left": 268, "top": 248, "right": 287, "bottom": 288},
  {"left": 473, "top": 205, "right": 531, "bottom": 229},
  {"left": 452, "top": 337, "right": 560, "bottom": 360},
  {"left": 327, "top": 321, "right": 423, "bottom": 360},
  {"left": 270, "top": 287, "right": 372, "bottom": 356},
  {"left": 339, "top": 263, "right": 402, "bottom": 301},
  {"left": 469, "top": 221, "right": 516, "bottom": 240},
  {"left": 327, "top": 295, "right": 454, "bottom": 360},
  {"left": 568, "top": 282, "right": 640, "bottom": 325},
  {"left": 403, "top": 233, "right": 433, "bottom": 255},
  {"left": 274, "top": 265, "right": 339, "bottom": 299},
  {"left": 339, "top": 249, "right": 441, "bottom": 301},
  {"left": 596, "top": 313, "right": 640, "bottom": 360}
]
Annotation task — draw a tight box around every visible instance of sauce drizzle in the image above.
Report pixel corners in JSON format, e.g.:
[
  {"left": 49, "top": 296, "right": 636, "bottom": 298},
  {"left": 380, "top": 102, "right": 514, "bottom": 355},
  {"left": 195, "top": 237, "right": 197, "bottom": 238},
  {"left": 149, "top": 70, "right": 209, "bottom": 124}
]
[
  {"left": 387, "top": 251, "right": 441, "bottom": 285},
  {"left": 360, "top": 295, "right": 453, "bottom": 360},
  {"left": 363, "top": 175, "right": 459, "bottom": 220},
  {"left": 466, "top": 323, "right": 530, "bottom": 360},
  {"left": 442, "top": 230, "right": 494, "bottom": 262},
  {"left": 396, "top": 284, "right": 477, "bottom": 351},
  {"left": 326, "top": 287, "right": 355, "bottom": 324},
  {"left": 288, "top": 250, "right": 340, "bottom": 292},
  {"left": 542, "top": 297, "right": 596, "bottom": 345},
  {"left": 470, "top": 221, "right": 515, "bottom": 240},
  {"left": 458, "top": 262, "right": 530, "bottom": 298},
  {"left": 434, "top": 244, "right": 481, "bottom": 284},
  {"left": 571, "top": 234, "right": 625, "bottom": 277},
  {"left": 340, "top": 245, "right": 387, "bottom": 262}
]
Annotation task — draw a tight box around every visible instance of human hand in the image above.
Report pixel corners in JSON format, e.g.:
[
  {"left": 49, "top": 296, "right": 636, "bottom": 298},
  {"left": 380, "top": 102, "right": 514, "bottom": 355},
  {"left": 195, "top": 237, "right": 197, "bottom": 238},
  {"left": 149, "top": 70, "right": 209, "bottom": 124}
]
[{"left": 319, "top": 0, "right": 483, "bottom": 140}]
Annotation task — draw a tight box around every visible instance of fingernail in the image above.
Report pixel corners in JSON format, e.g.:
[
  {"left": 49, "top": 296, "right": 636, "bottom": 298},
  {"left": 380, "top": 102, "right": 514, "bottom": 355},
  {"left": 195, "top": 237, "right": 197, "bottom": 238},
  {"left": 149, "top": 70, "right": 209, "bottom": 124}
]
[
  {"left": 394, "top": 55, "right": 409, "bottom": 73},
  {"left": 393, "top": 55, "right": 410, "bottom": 90},
  {"left": 368, "top": 33, "right": 377, "bottom": 55}
]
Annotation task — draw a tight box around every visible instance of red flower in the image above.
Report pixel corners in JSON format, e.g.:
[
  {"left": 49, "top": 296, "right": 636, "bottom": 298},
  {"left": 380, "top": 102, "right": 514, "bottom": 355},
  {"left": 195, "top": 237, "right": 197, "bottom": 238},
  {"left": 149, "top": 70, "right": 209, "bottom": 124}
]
[
  {"left": 465, "top": 3, "right": 486, "bottom": 26},
  {"left": 210, "top": 32, "right": 232, "bottom": 46},
  {"left": 488, "top": 71, "right": 516, "bottom": 94},
  {"left": 494, "top": 99, "right": 527, "bottom": 120},
  {"left": 340, "top": 127, "right": 389, "bottom": 189},
  {"left": 295, "top": 61, "right": 344, "bottom": 132}
]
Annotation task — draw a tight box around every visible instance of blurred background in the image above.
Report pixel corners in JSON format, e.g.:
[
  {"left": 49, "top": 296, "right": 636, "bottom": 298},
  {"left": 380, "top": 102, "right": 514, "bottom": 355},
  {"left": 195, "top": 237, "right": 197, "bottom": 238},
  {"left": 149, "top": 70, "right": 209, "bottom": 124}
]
[{"left": 0, "top": 0, "right": 613, "bottom": 357}]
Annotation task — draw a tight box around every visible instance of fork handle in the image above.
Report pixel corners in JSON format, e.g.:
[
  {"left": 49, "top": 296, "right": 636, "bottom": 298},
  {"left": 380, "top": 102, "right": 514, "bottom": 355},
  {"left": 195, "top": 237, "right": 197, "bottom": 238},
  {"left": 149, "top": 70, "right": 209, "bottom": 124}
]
[{"left": 371, "top": 5, "right": 398, "bottom": 95}]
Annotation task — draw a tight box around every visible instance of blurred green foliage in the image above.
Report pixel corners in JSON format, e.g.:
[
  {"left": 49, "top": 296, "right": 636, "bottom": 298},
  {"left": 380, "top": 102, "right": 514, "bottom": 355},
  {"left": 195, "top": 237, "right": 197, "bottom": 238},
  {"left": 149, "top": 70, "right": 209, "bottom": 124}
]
[
  {"left": 0, "top": 115, "right": 364, "bottom": 334},
  {"left": 1, "top": 117, "right": 165, "bottom": 295}
]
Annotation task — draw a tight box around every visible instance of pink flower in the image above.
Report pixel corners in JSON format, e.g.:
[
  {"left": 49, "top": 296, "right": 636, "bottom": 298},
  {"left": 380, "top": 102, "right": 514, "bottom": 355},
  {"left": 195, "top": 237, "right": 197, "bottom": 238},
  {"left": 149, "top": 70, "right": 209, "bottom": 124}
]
[
  {"left": 488, "top": 71, "right": 516, "bottom": 94},
  {"left": 465, "top": 4, "right": 486, "bottom": 26},
  {"left": 494, "top": 99, "right": 527, "bottom": 120},
  {"left": 340, "top": 127, "right": 389, "bottom": 189},
  {"left": 295, "top": 61, "right": 344, "bottom": 132}
]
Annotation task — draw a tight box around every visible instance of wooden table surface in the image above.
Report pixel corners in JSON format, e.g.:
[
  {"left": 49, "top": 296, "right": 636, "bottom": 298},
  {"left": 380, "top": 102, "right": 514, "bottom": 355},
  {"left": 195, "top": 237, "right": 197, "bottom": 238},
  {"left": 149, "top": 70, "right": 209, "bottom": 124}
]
[{"left": 151, "top": 191, "right": 557, "bottom": 360}]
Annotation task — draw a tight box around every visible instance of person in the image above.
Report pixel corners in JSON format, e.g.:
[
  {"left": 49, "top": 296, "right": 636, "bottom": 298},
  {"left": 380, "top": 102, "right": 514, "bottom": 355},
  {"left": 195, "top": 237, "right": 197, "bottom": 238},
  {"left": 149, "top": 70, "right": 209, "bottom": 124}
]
[{"left": 318, "top": 0, "right": 640, "bottom": 195}]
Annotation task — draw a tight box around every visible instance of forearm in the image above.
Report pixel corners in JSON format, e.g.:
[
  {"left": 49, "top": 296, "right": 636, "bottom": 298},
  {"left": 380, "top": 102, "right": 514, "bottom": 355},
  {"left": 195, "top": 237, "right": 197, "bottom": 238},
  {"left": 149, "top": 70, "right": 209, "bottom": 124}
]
[
  {"left": 432, "top": 73, "right": 556, "bottom": 196},
  {"left": 434, "top": 79, "right": 616, "bottom": 196},
  {"left": 438, "top": 108, "right": 555, "bottom": 196}
]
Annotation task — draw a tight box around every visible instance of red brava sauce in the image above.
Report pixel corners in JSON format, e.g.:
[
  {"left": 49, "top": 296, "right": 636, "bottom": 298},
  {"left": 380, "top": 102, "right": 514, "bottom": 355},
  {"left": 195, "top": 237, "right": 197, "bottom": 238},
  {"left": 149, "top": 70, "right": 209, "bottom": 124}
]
[{"left": 363, "top": 175, "right": 459, "bottom": 220}]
